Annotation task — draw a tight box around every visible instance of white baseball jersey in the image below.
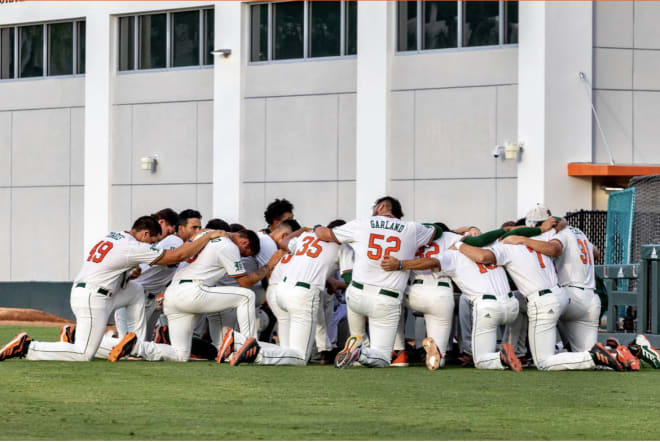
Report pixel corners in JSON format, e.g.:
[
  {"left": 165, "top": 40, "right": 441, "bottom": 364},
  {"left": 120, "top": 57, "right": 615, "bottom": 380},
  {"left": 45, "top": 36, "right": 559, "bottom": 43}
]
[
  {"left": 551, "top": 226, "right": 596, "bottom": 289},
  {"left": 338, "top": 244, "right": 355, "bottom": 276},
  {"left": 172, "top": 237, "right": 246, "bottom": 286},
  {"left": 414, "top": 231, "right": 463, "bottom": 277},
  {"left": 488, "top": 239, "right": 559, "bottom": 296},
  {"left": 74, "top": 231, "right": 165, "bottom": 293},
  {"left": 283, "top": 232, "right": 340, "bottom": 288},
  {"left": 256, "top": 232, "right": 278, "bottom": 267},
  {"left": 434, "top": 249, "right": 511, "bottom": 301},
  {"left": 134, "top": 234, "right": 184, "bottom": 294},
  {"left": 218, "top": 257, "right": 258, "bottom": 287},
  {"left": 332, "top": 216, "right": 436, "bottom": 292}
]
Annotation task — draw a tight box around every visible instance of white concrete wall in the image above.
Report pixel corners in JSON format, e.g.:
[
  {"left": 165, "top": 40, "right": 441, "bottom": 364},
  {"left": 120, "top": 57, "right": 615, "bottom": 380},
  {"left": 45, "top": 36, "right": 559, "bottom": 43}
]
[{"left": 593, "top": 1, "right": 660, "bottom": 166}]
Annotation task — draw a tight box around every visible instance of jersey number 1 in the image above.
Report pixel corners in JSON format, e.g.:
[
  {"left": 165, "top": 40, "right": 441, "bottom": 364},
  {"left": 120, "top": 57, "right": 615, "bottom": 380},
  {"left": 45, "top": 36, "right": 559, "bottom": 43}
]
[
  {"left": 87, "top": 241, "right": 113, "bottom": 263},
  {"left": 367, "top": 234, "right": 401, "bottom": 260}
]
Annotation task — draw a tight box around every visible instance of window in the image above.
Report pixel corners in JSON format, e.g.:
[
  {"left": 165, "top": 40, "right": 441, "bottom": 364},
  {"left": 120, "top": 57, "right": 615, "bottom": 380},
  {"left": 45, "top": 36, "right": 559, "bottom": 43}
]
[
  {"left": 119, "top": 8, "right": 213, "bottom": 72},
  {"left": 397, "top": 1, "right": 517, "bottom": 52},
  {"left": 19, "top": 25, "right": 43, "bottom": 78},
  {"left": 0, "top": 28, "right": 14, "bottom": 79},
  {"left": 48, "top": 22, "right": 73, "bottom": 76},
  {"left": 250, "top": 1, "right": 357, "bottom": 63},
  {"left": 0, "top": 20, "right": 84, "bottom": 80},
  {"left": 172, "top": 10, "right": 199, "bottom": 67}
]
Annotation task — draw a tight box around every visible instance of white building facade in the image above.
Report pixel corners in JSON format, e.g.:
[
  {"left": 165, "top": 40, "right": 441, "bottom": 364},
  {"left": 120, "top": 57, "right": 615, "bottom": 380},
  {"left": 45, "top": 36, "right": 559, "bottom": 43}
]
[{"left": 0, "top": 1, "right": 656, "bottom": 281}]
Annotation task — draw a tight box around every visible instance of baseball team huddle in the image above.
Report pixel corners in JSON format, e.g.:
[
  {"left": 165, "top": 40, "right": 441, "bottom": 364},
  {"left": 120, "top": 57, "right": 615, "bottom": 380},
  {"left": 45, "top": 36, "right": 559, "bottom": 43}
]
[{"left": 2, "top": 196, "right": 660, "bottom": 373}]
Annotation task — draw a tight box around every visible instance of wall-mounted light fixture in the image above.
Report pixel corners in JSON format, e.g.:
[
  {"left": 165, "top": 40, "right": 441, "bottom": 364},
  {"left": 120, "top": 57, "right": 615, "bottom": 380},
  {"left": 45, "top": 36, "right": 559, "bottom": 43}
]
[
  {"left": 211, "top": 48, "right": 232, "bottom": 58},
  {"left": 492, "top": 142, "right": 524, "bottom": 160},
  {"left": 141, "top": 155, "right": 158, "bottom": 173}
]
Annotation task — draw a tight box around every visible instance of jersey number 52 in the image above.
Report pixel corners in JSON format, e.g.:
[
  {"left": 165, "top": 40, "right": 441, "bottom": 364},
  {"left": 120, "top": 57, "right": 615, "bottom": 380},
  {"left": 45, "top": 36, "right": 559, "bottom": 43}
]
[{"left": 367, "top": 234, "right": 401, "bottom": 260}]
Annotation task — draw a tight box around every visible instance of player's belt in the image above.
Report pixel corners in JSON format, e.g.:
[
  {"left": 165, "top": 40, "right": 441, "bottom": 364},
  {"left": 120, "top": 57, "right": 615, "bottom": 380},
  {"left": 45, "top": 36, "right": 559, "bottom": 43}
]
[
  {"left": 507, "top": 292, "right": 514, "bottom": 298},
  {"left": 538, "top": 288, "right": 552, "bottom": 296},
  {"left": 412, "top": 279, "right": 450, "bottom": 288},
  {"left": 564, "top": 285, "right": 585, "bottom": 290},
  {"left": 179, "top": 279, "right": 194, "bottom": 284},
  {"left": 75, "top": 282, "right": 110, "bottom": 296},
  {"left": 351, "top": 281, "right": 399, "bottom": 299},
  {"left": 482, "top": 294, "right": 496, "bottom": 300},
  {"left": 295, "top": 281, "right": 311, "bottom": 289}
]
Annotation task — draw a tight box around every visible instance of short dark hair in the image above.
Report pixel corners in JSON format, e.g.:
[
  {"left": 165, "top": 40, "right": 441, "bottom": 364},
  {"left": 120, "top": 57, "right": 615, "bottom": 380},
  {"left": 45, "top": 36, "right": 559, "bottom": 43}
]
[
  {"left": 132, "top": 216, "right": 162, "bottom": 237},
  {"left": 237, "top": 229, "right": 261, "bottom": 256},
  {"left": 327, "top": 219, "right": 346, "bottom": 229},
  {"left": 205, "top": 218, "right": 230, "bottom": 231},
  {"left": 151, "top": 208, "right": 179, "bottom": 227},
  {"left": 264, "top": 199, "right": 294, "bottom": 225},
  {"left": 375, "top": 196, "right": 404, "bottom": 219},
  {"left": 501, "top": 221, "right": 516, "bottom": 229},
  {"left": 515, "top": 217, "right": 526, "bottom": 226},
  {"left": 434, "top": 222, "right": 450, "bottom": 233},
  {"left": 179, "top": 209, "right": 202, "bottom": 227},
  {"left": 280, "top": 218, "right": 301, "bottom": 232},
  {"left": 229, "top": 223, "right": 245, "bottom": 232}
]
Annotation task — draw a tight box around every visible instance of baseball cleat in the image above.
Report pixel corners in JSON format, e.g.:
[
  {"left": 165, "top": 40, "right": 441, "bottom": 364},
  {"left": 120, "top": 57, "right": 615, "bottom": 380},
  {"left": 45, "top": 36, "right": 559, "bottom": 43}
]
[
  {"left": 614, "top": 345, "right": 640, "bottom": 371},
  {"left": 108, "top": 332, "right": 137, "bottom": 362},
  {"left": 606, "top": 336, "right": 620, "bottom": 351},
  {"left": 458, "top": 353, "right": 474, "bottom": 368},
  {"left": 154, "top": 325, "right": 170, "bottom": 345},
  {"left": 0, "top": 332, "right": 32, "bottom": 361},
  {"left": 590, "top": 342, "right": 624, "bottom": 371},
  {"left": 230, "top": 337, "right": 260, "bottom": 366},
  {"left": 216, "top": 328, "right": 234, "bottom": 364},
  {"left": 500, "top": 343, "right": 523, "bottom": 372},
  {"left": 59, "top": 325, "right": 76, "bottom": 344},
  {"left": 628, "top": 334, "right": 660, "bottom": 369},
  {"left": 391, "top": 350, "right": 409, "bottom": 367},
  {"left": 422, "top": 337, "right": 442, "bottom": 371},
  {"left": 334, "top": 335, "right": 362, "bottom": 369}
]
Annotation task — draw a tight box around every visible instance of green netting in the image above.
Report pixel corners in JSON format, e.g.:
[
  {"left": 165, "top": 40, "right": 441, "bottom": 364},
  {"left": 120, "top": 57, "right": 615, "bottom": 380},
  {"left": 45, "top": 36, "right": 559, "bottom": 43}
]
[{"left": 605, "top": 187, "right": 636, "bottom": 265}]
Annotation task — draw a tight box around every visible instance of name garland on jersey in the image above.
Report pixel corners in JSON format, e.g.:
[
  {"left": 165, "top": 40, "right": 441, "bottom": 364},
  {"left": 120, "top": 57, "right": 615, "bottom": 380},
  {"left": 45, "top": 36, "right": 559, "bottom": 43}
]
[{"left": 370, "top": 219, "right": 404, "bottom": 232}]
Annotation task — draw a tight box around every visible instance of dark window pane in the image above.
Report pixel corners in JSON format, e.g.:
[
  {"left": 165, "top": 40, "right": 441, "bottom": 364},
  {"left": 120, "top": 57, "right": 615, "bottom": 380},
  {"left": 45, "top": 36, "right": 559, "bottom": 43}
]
[
  {"left": 273, "top": 1, "right": 303, "bottom": 60},
  {"left": 204, "top": 9, "right": 214, "bottom": 65},
  {"left": 48, "top": 22, "right": 73, "bottom": 76},
  {"left": 423, "top": 1, "right": 457, "bottom": 49},
  {"left": 309, "top": 1, "right": 340, "bottom": 57},
  {"left": 1, "top": 28, "right": 14, "bottom": 79},
  {"left": 397, "top": 1, "right": 417, "bottom": 52},
  {"left": 172, "top": 10, "right": 199, "bottom": 67},
  {"left": 463, "top": 1, "right": 499, "bottom": 47},
  {"left": 505, "top": 1, "right": 518, "bottom": 44},
  {"left": 139, "top": 13, "right": 166, "bottom": 69},
  {"left": 19, "top": 25, "right": 43, "bottom": 78},
  {"left": 345, "top": 1, "right": 357, "bottom": 55},
  {"left": 250, "top": 4, "right": 268, "bottom": 62},
  {"left": 77, "top": 21, "right": 85, "bottom": 74},
  {"left": 118, "top": 16, "right": 135, "bottom": 71}
]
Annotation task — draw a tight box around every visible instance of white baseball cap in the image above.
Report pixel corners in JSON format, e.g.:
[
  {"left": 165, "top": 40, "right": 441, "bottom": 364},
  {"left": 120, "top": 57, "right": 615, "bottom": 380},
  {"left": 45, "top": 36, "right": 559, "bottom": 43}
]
[{"left": 525, "top": 204, "right": 551, "bottom": 227}]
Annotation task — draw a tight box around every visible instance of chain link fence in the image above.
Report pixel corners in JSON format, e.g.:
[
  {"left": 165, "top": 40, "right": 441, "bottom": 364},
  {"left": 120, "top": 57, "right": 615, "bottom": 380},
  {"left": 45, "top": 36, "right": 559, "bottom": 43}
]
[{"left": 564, "top": 209, "right": 607, "bottom": 265}]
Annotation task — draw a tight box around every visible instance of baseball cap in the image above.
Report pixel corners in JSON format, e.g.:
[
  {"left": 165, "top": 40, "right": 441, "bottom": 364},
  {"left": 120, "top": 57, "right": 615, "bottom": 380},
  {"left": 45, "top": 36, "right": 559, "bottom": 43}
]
[{"left": 525, "top": 204, "right": 551, "bottom": 227}]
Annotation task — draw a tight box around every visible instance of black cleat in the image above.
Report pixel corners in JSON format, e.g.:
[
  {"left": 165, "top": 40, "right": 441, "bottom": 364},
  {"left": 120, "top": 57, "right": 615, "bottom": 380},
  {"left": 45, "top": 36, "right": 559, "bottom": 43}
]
[
  {"left": 108, "top": 332, "right": 137, "bottom": 362},
  {"left": 590, "top": 342, "right": 624, "bottom": 371},
  {"left": 230, "top": 338, "right": 260, "bottom": 366},
  {"left": 0, "top": 332, "right": 31, "bottom": 361}
]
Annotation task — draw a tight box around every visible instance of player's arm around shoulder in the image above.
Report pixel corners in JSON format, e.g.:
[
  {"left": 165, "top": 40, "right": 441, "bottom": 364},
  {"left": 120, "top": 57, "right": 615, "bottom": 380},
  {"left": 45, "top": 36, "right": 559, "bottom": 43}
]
[
  {"left": 235, "top": 249, "right": 287, "bottom": 288},
  {"left": 501, "top": 234, "right": 563, "bottom": 257},
  {"left": 156, "top": 230, "right": 223, "bottom": 266},
  {"left": 381, "top": 256, "right": 440, "bottom": 272},
  {"left": 454, "top": 241, "right": 497, "bottom": 265}
]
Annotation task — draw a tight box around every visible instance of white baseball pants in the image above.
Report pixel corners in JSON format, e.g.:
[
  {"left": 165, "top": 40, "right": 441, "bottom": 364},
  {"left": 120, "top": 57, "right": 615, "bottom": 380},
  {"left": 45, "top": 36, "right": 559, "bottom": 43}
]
[
  {"left": 27, "top": 282, "right": 146, "bottom": 361},
  {"left": 471, "top": 294, "right": 520, "bottom": 370},
  {"left": 406, "top": 281, "right": 455, "bottom": 367},
  {"left": 314, "top": 290, "right": 335, "bottom": 352},
  {"left": 346, "top": 303, "right": 371, "bottom": 348},
  {"left": 238, "top": 282, "right": 321, "bottom": 365},
  {"left": 526, "top": 287, "right": 596, "bottom": 370},
  {"left": 558, "top": 286, "right": 600, "bottom": 352},
  {"left": 133, "top": 281, "right": 256, "bottom": 362},
  {"left": 115, "top": 289, "right": 160, "bottom": 341},
  {"left": 346, "top": 282, "right": 402, "bottom": 368},
  {"left": 502, "top": 290, "right": 528, "bottom": 357}
]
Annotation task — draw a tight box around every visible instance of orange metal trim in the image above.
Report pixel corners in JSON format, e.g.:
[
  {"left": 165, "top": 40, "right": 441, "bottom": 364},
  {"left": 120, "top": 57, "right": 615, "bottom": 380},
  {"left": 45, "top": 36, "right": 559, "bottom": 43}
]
[{"left": 567, "top": 163, "right": 660, "bottom": 177}]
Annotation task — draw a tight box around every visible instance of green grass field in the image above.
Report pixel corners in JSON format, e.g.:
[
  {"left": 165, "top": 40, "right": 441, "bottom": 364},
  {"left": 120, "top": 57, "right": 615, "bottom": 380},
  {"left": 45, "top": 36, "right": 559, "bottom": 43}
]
[{"left": 2, "top": 325, "right": 659, "bottom": 440}]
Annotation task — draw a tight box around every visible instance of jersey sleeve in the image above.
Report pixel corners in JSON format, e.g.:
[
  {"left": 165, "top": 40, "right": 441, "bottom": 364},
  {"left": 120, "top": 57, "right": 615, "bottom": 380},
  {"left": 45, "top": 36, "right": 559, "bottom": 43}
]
[
  {"left": 415, "top": 223, "right": 436, "bottom": 248},
  {"left": 287, "top": 237, "right": 300, "bottom": 254},
  {"left": 218, "top": 241, "right": 248, "bottom": 278},
  {"left": 488, "top": 242, "right": 511, "bottom": 267},
  {"left": 331, "top": 219, "right": 361, "bottom": 244},
  {"left": 436, "top": 251, "right": 458, "bottom": 277},
  {"left": 128, "top": 243, "right": 166, "bottom": 266},
  {"left": 550, "top": 228, "right": 568, "bottom": 251}
]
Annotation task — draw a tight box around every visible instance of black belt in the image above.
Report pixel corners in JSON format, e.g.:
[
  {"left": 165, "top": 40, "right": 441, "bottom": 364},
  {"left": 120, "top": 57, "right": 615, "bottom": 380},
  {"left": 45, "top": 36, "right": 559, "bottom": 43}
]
[
  {"left": 75, "top": 282, "right": 110, "bottom": 296},
  {"left": 538, "top": 289, "right": 552, "bottom": 296},
  {"left": 412, "top": 279, "right": 450, "bottom": 288},
  {"left": 351, "top": 281, "right": 399, "bottom": 299},
  {"left": 295, "top": 281, "right": 311, "bottom": 289},
  {"left": 482, "top": 294, "right": 496, "bottom": 300},
  {"left": 566, "top": 285, "right": 585, "bottom": 291},
  {"left": 179, "top": 279, "right": 193, "bottom": 284}
]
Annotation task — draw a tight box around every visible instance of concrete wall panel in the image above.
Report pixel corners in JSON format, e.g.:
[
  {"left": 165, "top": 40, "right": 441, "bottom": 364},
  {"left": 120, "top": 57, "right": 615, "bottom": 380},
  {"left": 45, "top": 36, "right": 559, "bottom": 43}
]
[
  {"left": 594, "top": 1, "right": 633, "bottom": 48},
  {"left": 593, "top": 91, "right": 633, "bottom": 164},
  {"left": 633, "top": 91, "right": 660, "bottom": 164},
  {"left": 114, "top": 69, "right": 213, "bottom": 105},
  {"left": 415, "top": 87, "right": 496, "bottom": 180},
  {"left": 111, "top": 105, "right": 133, "bottom": 185},
  {"left": 70, "top": 108, "right": 85, "bottom": 186},
  {"left": 196, "top": 183, "right": 213, "bottom": 222},
  {"left": 0, "top": 77, "right": 84, "bottom": 112},
  {"left": 197, "top": 101, "right": 214, "bottom": 183},
  {"left": 69, "top": 186, "right": 84, "bottom": 279},
  {"left": 495, "top": 178, "right": 518, "bottom": 228},
  {"left": 337, "top": 181, "right": 356, "bottom": 222},
  {"left": 633, "top": 50, "right": 660, "bottom": 91},
  {"left": 265, "top": 182, "right": 337, "bottom": 227},
  {"left": 496, "top": 85, "right": 518, "bottom": 178},
  {"left": 634, "top": 2, "right": 660, "bottom": 49},
  {"left": 338, "top": 94, "right": 357, "bottom": 181},
  {"left": 265, "top": 95, "right": 338, "bottom": 181},
  {"left": 12, "top": 108, "right": 70, "bottom": 186},
  {"left": 0, "top": 189, "right": 10, "bottom": 280},
  {"left": 240, "top": 183, "right": 265, "bottom": 229},
  {"left": 131, "top": 184, "right": 198, "bottom": 219},
  {"left": 388, "top": 180, "right": 415, "bottom": 221},
  {"left": 109, "top": 186, "right": 132, "bottom": 232},
  {"left": 0, "top": 112, "right": 10, "bottom": 187},
  {"left": 593, "top": 48, "right": 633, "bottom": 90},
  {"left": 12, "top": 187, "right": 69, "bottom": 280},
  {"left": 390, "top": 91, "right": 415, "bottom": 180},
  {"left": 242, "top": 98, "right": 266, "bottom": 182}
]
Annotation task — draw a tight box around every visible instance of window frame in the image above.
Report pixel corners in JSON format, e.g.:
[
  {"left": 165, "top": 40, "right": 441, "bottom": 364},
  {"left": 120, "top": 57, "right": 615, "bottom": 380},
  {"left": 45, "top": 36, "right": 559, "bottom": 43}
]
[
  {"left": 117, "top": 6, "right": 214, "bottom": 74},
  {"left": 249, "top": 0, "right": 357, "bottom": 65},
  {"left": 396, "top": 0, "right": 517, "bottom": 56},
  {"left": 0, "top": 18, "right": 85, "bottom": 82}
]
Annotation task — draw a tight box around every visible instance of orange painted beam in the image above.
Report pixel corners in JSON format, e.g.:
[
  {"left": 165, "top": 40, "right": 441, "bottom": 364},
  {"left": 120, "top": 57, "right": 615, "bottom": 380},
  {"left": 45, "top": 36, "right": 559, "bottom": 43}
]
[{"left": 567, "top": 163, "right": 660, "bottom": 177}]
